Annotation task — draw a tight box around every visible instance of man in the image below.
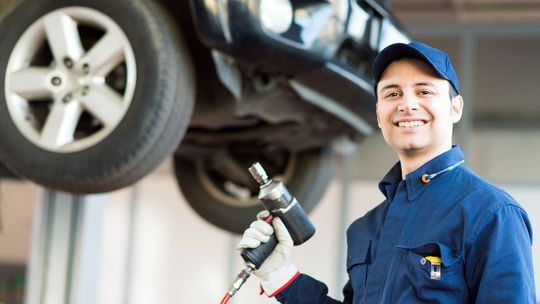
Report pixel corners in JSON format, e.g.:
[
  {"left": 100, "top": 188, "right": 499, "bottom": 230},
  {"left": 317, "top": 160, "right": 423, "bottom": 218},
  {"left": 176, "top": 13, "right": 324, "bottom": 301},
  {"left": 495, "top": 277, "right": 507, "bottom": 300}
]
[{"left": 237, "top": 41, "right": 536, "bottom": 303}]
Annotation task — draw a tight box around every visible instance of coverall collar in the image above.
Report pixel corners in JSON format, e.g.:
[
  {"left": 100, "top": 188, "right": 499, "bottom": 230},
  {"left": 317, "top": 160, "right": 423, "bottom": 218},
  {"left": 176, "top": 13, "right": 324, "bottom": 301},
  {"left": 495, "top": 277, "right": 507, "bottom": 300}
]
[{"left": 379, "top": 146, "right": 465, "bottom": 202}]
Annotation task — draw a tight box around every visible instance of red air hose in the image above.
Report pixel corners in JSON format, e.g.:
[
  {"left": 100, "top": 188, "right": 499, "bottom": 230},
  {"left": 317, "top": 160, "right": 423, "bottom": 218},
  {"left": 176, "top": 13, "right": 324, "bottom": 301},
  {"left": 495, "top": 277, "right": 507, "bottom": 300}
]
[
  {"left": 220, "top": 293, "right": 232, "bottom": 304},
  {"left": 220, "top": 215, "right": 273, "bottom": 303}
]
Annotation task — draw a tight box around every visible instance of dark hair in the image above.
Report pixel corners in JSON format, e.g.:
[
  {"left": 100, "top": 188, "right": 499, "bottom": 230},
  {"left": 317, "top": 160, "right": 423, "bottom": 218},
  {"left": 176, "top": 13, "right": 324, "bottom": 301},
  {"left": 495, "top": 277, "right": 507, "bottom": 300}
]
[{"left": 449, "top": 84, "right": 458, "bottom": 100}]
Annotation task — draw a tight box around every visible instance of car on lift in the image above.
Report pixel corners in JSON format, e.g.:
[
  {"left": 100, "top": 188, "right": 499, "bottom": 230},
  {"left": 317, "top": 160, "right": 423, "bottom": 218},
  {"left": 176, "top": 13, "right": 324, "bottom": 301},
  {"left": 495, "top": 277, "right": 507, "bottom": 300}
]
[{"left": 0, "top": 0, "right": 407, "bottom": 233}]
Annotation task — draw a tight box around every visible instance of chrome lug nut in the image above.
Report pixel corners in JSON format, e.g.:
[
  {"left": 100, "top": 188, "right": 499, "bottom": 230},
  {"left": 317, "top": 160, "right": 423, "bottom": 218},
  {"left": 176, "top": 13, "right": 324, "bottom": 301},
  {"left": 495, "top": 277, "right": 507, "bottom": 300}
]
[
  {"left": 62, "top": 93, "right": 72, "bottom": 103},
  {"left": 82, "top": 63, "right": 90, "bottom": 74},
  {"left": 63, "top": 57, "right": 74, "bottom": 69},
  {"left": 51, "top": 76, "right": 62, "bottom": 86},
  {"left": 82, "top": 85, "right": 90, "bottom": 96}
]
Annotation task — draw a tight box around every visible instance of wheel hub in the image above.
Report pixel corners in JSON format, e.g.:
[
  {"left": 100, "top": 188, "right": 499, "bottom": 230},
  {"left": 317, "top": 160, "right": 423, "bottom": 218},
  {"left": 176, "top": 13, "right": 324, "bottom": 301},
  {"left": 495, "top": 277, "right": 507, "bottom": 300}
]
[
  {"left": 4, "top": 7, "right": 137, "bottom": 153},
  {"left": 48, "top": 60, "right": 91, "bottom": 100}
]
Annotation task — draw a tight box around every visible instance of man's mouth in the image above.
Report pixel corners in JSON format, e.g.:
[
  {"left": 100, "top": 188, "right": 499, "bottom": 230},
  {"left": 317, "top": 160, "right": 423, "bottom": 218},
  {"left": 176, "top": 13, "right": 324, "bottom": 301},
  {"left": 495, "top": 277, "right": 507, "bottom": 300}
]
[{"left": 394, "top": 120, "right": 427, "bottom": 128}]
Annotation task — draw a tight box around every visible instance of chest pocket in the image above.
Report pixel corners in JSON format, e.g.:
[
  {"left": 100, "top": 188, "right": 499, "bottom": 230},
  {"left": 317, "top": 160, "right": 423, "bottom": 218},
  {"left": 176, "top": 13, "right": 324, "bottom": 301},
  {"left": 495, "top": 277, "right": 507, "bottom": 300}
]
[
  {"left": 346, "top": 240, "right": 371, "bottom": 299},
  {"left": 396, "top": 242, "right": 467, "bottom": 302}
]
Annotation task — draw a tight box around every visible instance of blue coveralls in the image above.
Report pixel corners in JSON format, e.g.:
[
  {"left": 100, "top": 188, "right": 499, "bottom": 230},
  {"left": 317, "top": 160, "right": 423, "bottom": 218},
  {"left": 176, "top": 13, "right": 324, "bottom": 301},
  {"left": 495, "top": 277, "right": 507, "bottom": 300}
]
[{"left": 276, "top": 146, "right": 536, "bottom": 303}]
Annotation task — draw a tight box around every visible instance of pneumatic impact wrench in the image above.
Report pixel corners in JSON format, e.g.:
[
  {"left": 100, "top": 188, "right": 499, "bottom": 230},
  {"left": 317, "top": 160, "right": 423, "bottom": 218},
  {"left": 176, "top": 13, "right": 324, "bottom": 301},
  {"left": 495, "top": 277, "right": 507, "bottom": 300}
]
[{"left": 219, "top": 162, "right": 316, "bottom": 304}]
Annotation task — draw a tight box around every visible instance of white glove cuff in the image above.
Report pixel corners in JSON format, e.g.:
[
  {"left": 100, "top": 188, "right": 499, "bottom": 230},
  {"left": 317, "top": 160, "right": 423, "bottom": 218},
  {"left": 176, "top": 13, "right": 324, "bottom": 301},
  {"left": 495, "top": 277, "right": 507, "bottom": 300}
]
[{"left": 260, "top": 262, "right": 300, "bottom": 297}]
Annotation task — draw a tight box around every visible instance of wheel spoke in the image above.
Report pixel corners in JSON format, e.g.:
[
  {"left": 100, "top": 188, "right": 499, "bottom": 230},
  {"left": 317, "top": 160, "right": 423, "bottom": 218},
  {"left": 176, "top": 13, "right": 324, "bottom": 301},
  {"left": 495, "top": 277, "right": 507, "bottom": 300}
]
[
  {"left": 44, "top": 11, "right": 84, "bottom": 63},
  {"left": 40, "top": 101, "right": 83, "bottom": 148},
  {"left": 80, "top": 84, "right": 125, "bottom": 127},
  {"left": 80, "top": 30, "right": 126, "bottom": 77},
  {"left": 10, "top": 67, "right": 54, "bottom": 100}
]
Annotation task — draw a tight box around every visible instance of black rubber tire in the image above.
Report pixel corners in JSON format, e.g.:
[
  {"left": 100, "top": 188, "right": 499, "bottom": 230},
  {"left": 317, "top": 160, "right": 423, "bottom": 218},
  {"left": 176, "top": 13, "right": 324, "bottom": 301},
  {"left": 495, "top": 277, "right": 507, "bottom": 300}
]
[
  {"left": 0, "top": 0, "right": 194, "bottom": 193},
  {"left": 0, "top": 161, "right": 19, "bottom": 179},
  {"left": 174, "top": 147, "right": 335, "bottom": 234}
]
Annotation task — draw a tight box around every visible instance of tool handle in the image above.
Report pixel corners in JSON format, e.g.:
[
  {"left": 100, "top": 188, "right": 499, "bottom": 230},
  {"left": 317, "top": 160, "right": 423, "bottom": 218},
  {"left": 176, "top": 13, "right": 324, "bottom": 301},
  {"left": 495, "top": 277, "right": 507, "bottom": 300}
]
[
  {"left": 240, "top": 233, "right": 278, "bottom": 269},
  {"left": 240, "top": 215, "right": 277, "bottom": 269}
]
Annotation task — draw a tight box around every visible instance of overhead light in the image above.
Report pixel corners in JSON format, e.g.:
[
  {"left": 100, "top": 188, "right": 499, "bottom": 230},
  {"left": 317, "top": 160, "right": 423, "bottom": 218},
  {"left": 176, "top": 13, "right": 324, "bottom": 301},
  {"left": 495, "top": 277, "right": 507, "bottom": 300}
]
[{"left": 259, "top": 0, "right": 293, "bottom": 34}]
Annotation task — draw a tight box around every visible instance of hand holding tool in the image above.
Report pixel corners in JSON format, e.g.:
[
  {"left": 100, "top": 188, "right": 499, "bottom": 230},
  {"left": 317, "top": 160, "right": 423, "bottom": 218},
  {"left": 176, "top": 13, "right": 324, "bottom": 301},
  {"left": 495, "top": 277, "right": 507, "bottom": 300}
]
[{"left": 220, "top": 162, "right": 316, "bottom": 303}]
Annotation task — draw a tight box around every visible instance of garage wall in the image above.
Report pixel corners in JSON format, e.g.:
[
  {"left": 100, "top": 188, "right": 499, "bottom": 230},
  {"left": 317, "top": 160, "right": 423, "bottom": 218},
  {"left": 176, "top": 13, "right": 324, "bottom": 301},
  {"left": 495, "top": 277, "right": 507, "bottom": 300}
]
[
  {"left": 0, "top": 180, "right": 36, "bottom": 264},
  {"left": 350, "top": 129, "right": 540, "bottom": 185}
]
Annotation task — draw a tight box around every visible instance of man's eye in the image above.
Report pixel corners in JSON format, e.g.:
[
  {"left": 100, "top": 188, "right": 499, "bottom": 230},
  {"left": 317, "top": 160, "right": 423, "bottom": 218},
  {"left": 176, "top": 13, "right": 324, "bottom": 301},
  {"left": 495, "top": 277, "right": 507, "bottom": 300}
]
[
  {"left": 419, "top": 90, "right": 433, "bottom": 95},
  {"left": 385, "top": 92, "right": 400, "bottom": 98}
]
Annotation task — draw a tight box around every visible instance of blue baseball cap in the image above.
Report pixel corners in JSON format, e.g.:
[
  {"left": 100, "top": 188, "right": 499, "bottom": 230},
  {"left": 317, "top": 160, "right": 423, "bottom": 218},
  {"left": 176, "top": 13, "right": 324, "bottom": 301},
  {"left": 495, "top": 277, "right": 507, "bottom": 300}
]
[{"left": 372, "top": 41, "right": 460, "bottom": 95}]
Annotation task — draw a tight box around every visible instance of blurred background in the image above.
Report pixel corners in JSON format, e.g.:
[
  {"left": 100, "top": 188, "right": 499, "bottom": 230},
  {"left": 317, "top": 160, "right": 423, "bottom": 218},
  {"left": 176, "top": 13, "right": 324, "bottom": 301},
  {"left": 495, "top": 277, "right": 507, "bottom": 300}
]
[{"left": 1, "top": 0, "right": 539, "bottom": 303}]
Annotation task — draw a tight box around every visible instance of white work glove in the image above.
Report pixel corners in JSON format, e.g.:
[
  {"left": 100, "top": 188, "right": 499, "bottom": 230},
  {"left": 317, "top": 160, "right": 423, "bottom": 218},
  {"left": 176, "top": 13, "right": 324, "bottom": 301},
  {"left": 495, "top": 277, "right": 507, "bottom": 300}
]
[{"left": 237, "top": 210, "right": 299, "bottom": 296}]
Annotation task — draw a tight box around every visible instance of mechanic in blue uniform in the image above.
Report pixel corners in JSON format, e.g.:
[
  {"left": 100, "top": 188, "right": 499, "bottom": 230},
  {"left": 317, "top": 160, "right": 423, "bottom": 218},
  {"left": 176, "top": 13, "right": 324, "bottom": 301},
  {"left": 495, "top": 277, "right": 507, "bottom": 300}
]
[{"left": 237, "top": 41, "right": 536, "bottom": 303}]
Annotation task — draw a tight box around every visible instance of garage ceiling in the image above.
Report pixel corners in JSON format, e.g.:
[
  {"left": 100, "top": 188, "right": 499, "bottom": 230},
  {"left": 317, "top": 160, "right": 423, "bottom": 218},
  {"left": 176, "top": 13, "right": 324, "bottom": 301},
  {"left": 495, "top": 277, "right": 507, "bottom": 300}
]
[{"left": 391, "top": 0, "right": 540, "bottom": 24}]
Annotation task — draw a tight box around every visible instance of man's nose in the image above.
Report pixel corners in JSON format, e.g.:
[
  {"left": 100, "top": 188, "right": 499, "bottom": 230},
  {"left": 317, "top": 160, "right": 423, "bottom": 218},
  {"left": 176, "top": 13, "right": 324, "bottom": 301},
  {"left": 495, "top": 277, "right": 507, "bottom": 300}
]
[{"left": 397, "top": 94, "right": 419, "bottom": 112}]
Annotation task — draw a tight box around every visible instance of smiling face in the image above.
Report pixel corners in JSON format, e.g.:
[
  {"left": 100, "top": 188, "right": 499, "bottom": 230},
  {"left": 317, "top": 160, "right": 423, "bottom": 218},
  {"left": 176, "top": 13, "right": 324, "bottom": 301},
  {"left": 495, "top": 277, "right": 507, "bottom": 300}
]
[{"left": 376, "top": 58, "right": 463, "bottom": 165}]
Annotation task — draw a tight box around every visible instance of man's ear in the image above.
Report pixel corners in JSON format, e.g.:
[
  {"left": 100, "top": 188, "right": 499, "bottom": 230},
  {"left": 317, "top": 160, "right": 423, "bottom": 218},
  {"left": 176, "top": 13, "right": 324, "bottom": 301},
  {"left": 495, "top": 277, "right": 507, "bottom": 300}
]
[{"left": 451, "top": 95, "right": 464, "bottom": 123}]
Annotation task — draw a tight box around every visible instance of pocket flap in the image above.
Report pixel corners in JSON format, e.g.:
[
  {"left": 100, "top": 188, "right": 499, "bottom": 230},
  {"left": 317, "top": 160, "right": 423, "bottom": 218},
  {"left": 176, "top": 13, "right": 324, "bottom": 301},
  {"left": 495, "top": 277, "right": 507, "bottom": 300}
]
[
  {"left": 397, "top": 242, "right": 461, "bottom": 267},
  {"left": 347, "top": 240, "right": 371, "bottom": 269}
]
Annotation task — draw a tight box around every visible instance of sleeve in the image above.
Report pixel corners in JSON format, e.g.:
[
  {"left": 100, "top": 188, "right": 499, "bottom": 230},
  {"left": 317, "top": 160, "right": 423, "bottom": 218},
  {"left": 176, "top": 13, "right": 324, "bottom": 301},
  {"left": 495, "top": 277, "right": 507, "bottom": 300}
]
[
  {"left": 274, "top": 274, "right": 352, "bottom": 304},
  {"left": 466, "top": 204, "right": 536, "bottom": 303}
]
